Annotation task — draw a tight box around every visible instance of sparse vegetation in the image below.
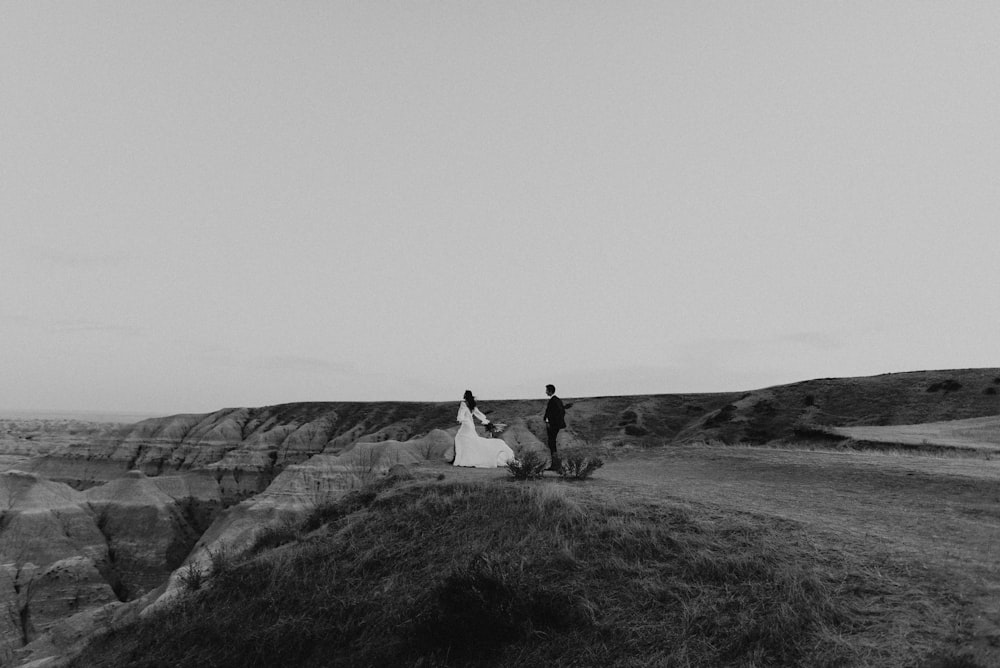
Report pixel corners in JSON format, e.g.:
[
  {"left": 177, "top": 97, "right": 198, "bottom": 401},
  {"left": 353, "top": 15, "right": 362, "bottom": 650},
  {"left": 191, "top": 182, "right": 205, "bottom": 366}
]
[
  {"left": 505, "top": 450, "right": 547, "bottom": 480},
  {"left": 300, "top": 479, "right": 392, "bottom": 533},
  {"left": 206, "top": 544, "right": 234, "bottom": 578},
  {"left": 177, "top": 562, "right": 205, "bottom": 592},
  {"left": 342, "top": 446, "right": 383, "bottom": 489},
  {"left": 558, "top": 450, "right": 604, "bottom": 480}
]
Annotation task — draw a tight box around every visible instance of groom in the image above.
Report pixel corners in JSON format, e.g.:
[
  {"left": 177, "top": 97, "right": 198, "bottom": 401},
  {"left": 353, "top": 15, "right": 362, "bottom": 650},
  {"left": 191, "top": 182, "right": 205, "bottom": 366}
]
[{"left": 543, "top": 384, "right": 565, "bottom": 471}]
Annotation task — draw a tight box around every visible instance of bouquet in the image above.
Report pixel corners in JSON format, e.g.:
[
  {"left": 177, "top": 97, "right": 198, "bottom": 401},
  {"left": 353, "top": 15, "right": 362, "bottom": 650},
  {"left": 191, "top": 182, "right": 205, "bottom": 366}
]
[{"left": 484, "top": 421, "right": 508, "bottom": 437}]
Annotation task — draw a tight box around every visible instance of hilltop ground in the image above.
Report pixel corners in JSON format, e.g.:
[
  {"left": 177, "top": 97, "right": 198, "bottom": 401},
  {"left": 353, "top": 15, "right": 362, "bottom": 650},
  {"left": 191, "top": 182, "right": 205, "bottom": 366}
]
[
  {"left": 70, "top": 441, "right": 1000, "bottom": 667},
  {"left": 435, "top": 443, "right": 1000, "bottom": 666}
]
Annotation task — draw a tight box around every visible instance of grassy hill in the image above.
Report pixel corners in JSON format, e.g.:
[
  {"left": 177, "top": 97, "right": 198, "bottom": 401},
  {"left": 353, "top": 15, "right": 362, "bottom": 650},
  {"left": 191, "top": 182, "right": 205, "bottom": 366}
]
[
  {"left": 674, "top": 368, "right": 1000, "bottom": 446},
  {"left": 832, "top": 415, "right": 1000, "bottom": 452},
  {"left": 68, "top": 473, "right": 978, "bottom": 668}
]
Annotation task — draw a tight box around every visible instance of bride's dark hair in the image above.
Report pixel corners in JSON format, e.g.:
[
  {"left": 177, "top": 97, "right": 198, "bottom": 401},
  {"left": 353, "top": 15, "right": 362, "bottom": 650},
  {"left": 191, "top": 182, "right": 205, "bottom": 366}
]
[{"left": 463, "top": 390, "right": 476, "bottom": 410}]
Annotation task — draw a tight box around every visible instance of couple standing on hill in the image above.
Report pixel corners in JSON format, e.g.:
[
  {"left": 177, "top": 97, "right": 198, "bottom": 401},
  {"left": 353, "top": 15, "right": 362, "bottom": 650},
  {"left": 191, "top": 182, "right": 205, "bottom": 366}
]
[{"left": 452, "top": 384, "right": 566, "bottom": 470}]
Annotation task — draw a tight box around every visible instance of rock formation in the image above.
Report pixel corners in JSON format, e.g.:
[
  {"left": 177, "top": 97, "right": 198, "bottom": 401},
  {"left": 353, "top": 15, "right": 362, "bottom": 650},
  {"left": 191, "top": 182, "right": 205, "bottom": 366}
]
[
  {"left": 0, "top": 468, "right": 223, "bottom": 667},
  {"left": 0, "top": 471, "right": 115, "bottom": 665},
  {"left": 83, "top": 471, "right": 222, "bottom": 600}
]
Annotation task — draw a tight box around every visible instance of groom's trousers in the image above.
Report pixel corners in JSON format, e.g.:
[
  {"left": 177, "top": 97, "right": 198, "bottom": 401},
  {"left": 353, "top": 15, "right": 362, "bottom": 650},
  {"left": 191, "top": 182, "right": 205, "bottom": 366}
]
[{"left": 546, "top": 425, "right": 561, "bottom": 466}]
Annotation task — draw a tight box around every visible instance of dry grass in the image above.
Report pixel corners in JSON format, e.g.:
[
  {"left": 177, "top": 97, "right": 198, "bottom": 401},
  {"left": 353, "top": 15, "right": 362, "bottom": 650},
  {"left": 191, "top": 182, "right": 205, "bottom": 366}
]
[
  {"left": 69, "top": 476, "right": 981, "bottom": 668},
  {"left": 832, "top": 415, "right": 1000, "bottom": 454}
]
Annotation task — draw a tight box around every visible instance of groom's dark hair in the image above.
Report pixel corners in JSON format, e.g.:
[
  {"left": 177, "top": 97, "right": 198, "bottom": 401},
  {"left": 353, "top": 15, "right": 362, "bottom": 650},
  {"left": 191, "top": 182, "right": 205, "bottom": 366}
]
[{"left": 546, "top": 384, "right": 556, "bottom": 394}]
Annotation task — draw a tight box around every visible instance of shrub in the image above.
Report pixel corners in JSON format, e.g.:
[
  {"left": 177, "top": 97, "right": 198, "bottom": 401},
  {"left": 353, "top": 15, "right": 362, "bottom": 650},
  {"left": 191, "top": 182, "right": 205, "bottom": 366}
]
[
  {"left": 177, "top": 562, "right": 205, "bottom": 592},
  {"left": 927, "top": 380, "right": 963, "bottom": 393},
  {"left": 624, "top": 424, "right": 649, "bottom": 437},
  {"left": 506, "top": 450, "right": 547, "bottom": 480},
  {"left": 618, "top": 410, "right": 638, "bottom": 426},
  {"left": 207, "top": 544, "right": 232, "bottom": 577},
  {"left": 705, "top": 404, "right": 736, "bottom": 428},
  {"left": 560, "top": 452, "right": 604, "bottom": 480},
  {"left": 985, "top": 387, "right": 997, "bottom": 396}
]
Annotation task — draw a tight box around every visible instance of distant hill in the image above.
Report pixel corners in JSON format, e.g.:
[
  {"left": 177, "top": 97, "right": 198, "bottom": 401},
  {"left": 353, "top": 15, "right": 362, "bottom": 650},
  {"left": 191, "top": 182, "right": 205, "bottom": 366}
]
[
  {"left": 679, "top": 367, "right": 1000, "bottom": 445},
  {"left": 11, "top": 368, "right": 1000, "bottom": 495},
  {"left": 831, "top": 415, "right": 1000, "bottom": 452}
]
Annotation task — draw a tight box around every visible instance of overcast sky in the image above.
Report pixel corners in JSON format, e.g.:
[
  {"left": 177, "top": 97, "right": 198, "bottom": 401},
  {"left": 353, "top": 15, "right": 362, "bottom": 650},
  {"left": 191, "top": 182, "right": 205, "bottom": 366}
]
[{"left": 2, "top": 2, "right": 998, "bottom": 415}]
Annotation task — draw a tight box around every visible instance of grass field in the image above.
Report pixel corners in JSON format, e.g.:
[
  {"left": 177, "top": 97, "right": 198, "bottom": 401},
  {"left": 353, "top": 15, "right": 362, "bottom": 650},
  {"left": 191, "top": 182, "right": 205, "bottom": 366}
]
[{"left": 831, "top": 415, "right": 1000, "bottom": 453}]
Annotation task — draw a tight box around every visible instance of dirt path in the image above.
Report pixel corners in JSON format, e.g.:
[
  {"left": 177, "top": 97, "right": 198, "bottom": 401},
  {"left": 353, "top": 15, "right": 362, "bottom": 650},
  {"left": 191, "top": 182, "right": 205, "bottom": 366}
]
[{"left": 594, "top": 445, "right": 1000, "bottom": 663}]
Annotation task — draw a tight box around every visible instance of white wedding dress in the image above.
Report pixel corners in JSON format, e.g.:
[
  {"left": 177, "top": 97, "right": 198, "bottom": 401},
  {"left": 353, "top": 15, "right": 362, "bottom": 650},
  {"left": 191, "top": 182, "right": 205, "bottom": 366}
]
[{"left": 452, "top": 402, "right": 516, "bottom": 468}]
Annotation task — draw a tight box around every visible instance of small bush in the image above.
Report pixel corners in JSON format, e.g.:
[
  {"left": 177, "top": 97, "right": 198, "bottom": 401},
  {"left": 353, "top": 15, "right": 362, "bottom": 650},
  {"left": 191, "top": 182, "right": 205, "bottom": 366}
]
[
  {"left": 506, "top": 450, "right": 547, "bottom": 480},
  {"left": 927, "top": 380, "right": 963, "bottom": 393},
  {"left": 207, "top": 545, "right": 233, "bottom": 578},
  {"left": 705, "top": 404, "right": 737, "bottom": 428},
  {"left": 984, "top": 387, "right": 997, "bottom": 396},
  {"left": 618, "top": 410, "right": 638, "bottom": 426},
  {"left": 177, "top": 562, "right": 205, "bottom": 592},
  {"left": 560, "top": 452, "right": 604, "bottom": 480},
  {"left": 624, "top": 424, "right": 649, "bottom": 437}
]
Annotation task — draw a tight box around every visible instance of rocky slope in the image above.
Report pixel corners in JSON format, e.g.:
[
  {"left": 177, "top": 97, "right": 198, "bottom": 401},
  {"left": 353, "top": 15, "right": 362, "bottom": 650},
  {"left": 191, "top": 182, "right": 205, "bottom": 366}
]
[
  {"left": 0, "top": 471, "right": 115, "bottom": 664},
  {"left": 0, "top": 420, "right": 123, "bottom": 479},
  {"left": 0, "top": 469, "right": 221, "bottom": 667}
]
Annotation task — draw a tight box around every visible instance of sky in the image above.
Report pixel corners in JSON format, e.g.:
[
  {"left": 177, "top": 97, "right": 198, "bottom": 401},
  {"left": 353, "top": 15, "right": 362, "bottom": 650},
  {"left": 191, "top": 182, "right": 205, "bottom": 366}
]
[{"left": 2, "top": 2, "right": 999, "bottom": 416}]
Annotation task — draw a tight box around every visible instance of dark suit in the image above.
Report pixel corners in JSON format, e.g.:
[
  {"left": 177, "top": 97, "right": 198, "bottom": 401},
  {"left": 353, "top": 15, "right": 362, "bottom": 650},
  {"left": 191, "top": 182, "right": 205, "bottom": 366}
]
[{"left": 544, "top": 395, "right": 565, "bottom": 466}]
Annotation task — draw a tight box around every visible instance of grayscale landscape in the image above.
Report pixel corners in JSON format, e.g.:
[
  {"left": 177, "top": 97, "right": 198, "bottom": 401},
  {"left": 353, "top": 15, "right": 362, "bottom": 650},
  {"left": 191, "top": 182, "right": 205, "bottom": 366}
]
[
  {"left": 4, "top": 3, "right": 999, "bottom": 666},
  {"left": 1, "top": 368, "right": 998, "bottom": 666}
]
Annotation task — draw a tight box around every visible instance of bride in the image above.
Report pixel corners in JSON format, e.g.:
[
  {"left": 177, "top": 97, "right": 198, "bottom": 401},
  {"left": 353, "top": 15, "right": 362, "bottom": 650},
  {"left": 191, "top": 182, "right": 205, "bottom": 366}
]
[{"left": 453, "top": 390, "right": 516, "bottom": 468}]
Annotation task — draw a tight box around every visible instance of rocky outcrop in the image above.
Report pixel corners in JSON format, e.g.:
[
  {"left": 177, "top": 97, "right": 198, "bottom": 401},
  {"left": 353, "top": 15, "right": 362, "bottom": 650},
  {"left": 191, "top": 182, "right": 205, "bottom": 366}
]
[
  {"left": 22, "top": 403, "right": 462, "bottom": 500},
  {"left": 0, "top": 469, "right": 222, "bottom": 666},
  {"left": 83, "top": 472, "right": 222, "bottom": 600},
  {"left": 0, "top": 471, "right": 115, "bottom": 665},
  {"left": 0, "top": 420, "right": 124, "bottom": 478},
  {"left": 144, "top": 428, "right": 467, "bottom": 616}
]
